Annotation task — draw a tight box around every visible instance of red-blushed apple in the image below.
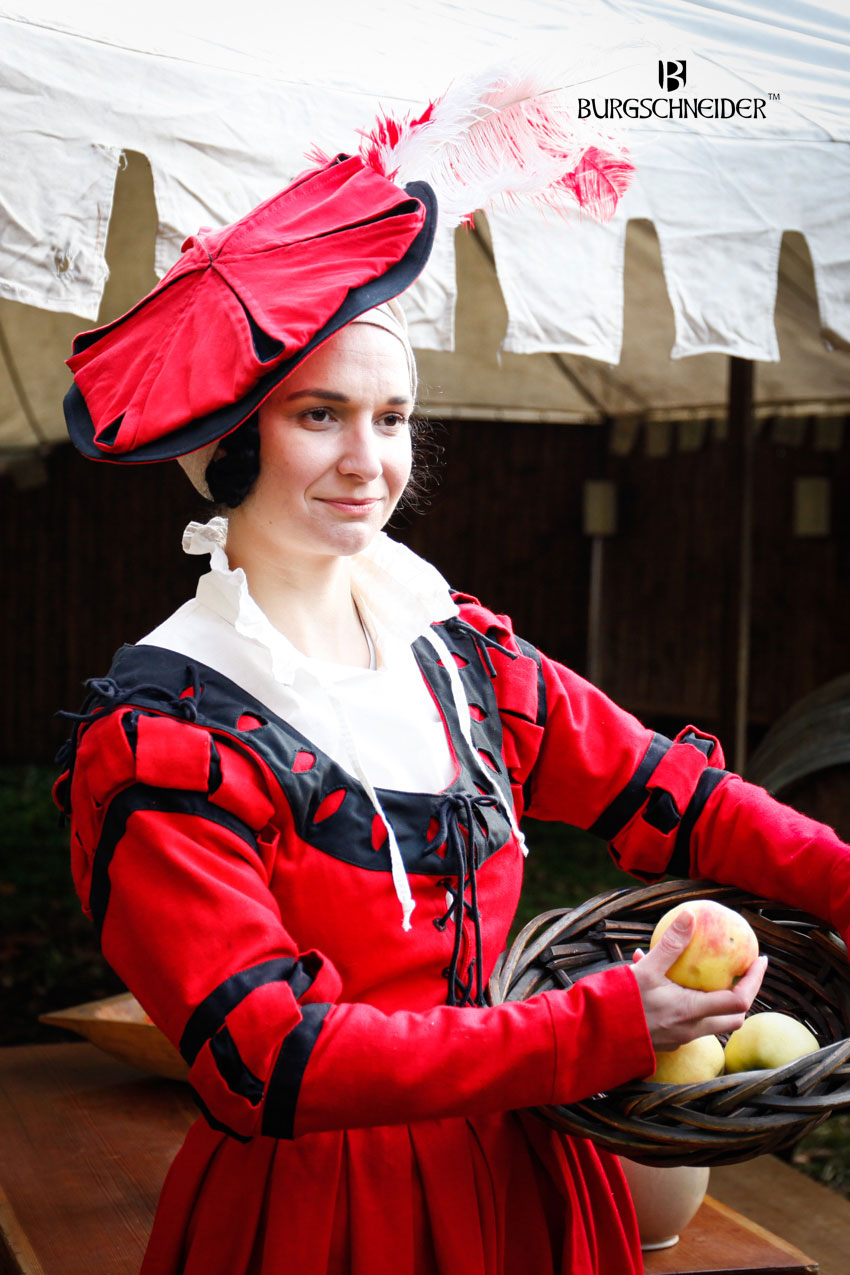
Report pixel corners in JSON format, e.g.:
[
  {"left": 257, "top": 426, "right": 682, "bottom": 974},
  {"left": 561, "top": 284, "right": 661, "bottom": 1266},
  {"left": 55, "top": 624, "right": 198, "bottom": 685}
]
[
  {"left": 649, "top": 899, "right": 759, "bottom": 991},
  {"left": 649, "top": 1034, "right": 725, "bottom": 1084},
  {"left": 724, "top": 1011, "right": 819, "bottom": 1072}
]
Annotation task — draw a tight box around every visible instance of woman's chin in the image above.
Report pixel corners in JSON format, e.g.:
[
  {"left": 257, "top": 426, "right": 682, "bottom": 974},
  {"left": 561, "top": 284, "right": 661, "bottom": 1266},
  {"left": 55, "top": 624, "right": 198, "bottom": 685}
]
[
  {"left": 311, "top": 502, "right": 395, "bottom": 553},
  {"left": 311, "top": 522, "right": 384, "bottom": 560}
]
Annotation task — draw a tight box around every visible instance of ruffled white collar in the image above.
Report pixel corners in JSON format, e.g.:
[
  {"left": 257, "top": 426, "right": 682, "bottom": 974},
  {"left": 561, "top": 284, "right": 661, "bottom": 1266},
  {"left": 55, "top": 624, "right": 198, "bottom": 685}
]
[{"left": 182, "top": 517, "right": 458, "bottom": 685}]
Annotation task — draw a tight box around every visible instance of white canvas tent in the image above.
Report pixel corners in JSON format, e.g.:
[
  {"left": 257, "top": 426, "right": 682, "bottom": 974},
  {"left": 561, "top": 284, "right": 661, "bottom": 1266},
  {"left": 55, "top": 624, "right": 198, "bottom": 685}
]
[{"left": 0, "top": 0, "right": 849, "bottom": 455}]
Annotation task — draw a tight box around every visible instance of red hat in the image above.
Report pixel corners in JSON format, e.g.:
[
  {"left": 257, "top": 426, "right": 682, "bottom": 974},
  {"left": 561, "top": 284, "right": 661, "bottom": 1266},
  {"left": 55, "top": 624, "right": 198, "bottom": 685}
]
[
  {"left": 64, "top": 154, "right": 436, "bottom": 464},
  {"left": 65, "top": 68, "right": 634, "bottom": 467}
]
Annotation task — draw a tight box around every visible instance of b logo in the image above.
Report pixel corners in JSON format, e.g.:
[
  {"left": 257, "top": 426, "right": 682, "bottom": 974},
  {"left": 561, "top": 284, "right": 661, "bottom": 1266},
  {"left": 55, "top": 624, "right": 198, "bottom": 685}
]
[{"left": 658, "top": 60, "right": 687, "bottom": 91}]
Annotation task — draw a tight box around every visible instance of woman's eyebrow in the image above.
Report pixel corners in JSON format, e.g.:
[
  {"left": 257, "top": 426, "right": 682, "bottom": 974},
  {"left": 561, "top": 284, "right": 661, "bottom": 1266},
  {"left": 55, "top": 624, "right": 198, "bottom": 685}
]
[
  {"left": 284, "top": 388, "right": 349, "bottom": 402},
  {"left": 284, "top": 388, "right": 412, "bottom": 406}
]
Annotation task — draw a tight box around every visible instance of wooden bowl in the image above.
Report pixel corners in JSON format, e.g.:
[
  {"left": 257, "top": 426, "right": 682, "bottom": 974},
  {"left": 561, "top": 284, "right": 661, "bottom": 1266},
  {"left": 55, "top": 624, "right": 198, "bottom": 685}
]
[
  {"left": 40, "top": 993, "right": 188, "bottom": 1082},
  {"left": 489, "top": 879, "right": 850, "bottom": 1166}
]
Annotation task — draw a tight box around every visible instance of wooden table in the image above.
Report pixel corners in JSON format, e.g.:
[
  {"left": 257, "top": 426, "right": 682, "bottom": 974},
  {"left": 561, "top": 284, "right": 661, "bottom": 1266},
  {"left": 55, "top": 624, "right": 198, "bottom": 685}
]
[
  {"left": 641, "top": 1196, "right": 817, "bottom": 1274},
  {"left": 0, "top": 1044, "right": 843, "bottom": 1274}
]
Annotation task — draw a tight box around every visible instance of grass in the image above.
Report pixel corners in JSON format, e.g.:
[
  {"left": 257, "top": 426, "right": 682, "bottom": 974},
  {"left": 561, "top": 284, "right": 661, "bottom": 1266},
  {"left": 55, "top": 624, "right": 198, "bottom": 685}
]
[{"left": 1, "top": 766, "right": 847, "bottom": 1198}]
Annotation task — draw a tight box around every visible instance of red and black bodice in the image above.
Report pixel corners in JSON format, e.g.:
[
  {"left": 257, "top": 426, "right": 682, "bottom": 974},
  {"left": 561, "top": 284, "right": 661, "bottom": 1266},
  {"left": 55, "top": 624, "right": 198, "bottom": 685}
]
[
  {"left": 56, "top": 614, "right": 535, "bottom": 1012},
  {"left": 56, "top": 602, "right": 747, "bottom": 1144}
]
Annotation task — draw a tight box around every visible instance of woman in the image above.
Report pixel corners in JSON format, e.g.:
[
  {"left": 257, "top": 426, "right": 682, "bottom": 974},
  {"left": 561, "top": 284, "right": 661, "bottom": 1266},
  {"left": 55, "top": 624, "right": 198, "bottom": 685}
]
[{"left": 57, "top": 150, "right": 850, "bottom": 1275}]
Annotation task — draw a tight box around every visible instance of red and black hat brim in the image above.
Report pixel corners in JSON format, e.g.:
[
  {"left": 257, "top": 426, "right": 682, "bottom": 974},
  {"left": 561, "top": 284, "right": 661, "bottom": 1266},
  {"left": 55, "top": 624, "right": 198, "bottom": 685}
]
[{"left": 63, "top": 169, "right": 436, "bottom": 466}]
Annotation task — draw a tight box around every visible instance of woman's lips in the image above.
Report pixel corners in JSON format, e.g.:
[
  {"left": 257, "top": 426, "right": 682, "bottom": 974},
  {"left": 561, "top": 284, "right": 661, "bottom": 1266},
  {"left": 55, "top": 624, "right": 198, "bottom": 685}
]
[{"left": 317, "top": 497, "right": 381, "bottom": 514}]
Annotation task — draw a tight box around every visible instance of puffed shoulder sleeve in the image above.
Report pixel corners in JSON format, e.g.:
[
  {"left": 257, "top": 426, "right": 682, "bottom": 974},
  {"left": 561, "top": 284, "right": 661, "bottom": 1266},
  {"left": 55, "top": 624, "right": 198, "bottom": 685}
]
[
  {"left": 62, "top": 706, "right": 341, "bottom": 1140},
  {"left": 455, "top": 598, "right": 725, "bottom": 881},
  {"left": 60, "top": 705, "right": 655, "bottom": 1141},
  {"left": 454, "top": 599, "right": 850, "bottom": 941}
]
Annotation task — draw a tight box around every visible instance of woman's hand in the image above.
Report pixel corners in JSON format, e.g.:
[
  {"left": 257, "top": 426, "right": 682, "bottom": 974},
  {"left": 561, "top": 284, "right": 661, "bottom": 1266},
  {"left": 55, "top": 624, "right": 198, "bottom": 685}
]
[{"left": 631, "top": 909, "right": 768, "bottom": 1054}]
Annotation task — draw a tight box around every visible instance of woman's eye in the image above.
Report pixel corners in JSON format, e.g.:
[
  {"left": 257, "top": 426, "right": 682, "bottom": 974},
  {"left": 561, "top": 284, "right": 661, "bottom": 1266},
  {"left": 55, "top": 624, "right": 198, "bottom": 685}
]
[
  {"left": 379, "top": 413, "right": 409, "bottom": 431},
  {"left": 302, "top": 408, "right": 334, "bottom": 425}
]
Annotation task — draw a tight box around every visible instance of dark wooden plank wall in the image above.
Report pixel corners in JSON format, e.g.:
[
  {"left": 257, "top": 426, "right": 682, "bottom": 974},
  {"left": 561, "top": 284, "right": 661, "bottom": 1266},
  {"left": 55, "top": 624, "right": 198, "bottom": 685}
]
[
  {"left": 595, "top": 420, "right": 850, "bottom": 742},
  {"left": 397, "top": 418, "right": 600, "bottom": 661},
  {"left": 3, "top": 420, "right": 848, "bottom": 764},
  {"left": 3, "top": 446, "right": 204, "bottom": 765}
]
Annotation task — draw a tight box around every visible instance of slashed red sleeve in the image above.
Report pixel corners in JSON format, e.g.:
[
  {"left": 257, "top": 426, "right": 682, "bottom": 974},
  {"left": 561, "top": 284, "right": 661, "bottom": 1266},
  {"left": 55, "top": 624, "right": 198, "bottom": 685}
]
[
  {"left": 454, "top": 600, "right": 723, "bottom": 880},
  {"left": 67, "top": 707, "right": 653, "bottom": 1142},
  {"left": 691, "top": 774, "right": 850, "bottom": 942},
  {"left": 455, "top": 601, "right": 850, "bottom": 938}
]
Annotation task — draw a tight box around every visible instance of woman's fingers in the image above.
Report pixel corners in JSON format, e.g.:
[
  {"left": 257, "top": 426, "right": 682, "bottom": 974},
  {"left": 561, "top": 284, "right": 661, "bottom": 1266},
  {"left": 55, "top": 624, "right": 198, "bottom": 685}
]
[
  {"left": 673, "top": 960, "right": 768, "bottom": 1039},
  {"left": 633, "top": 939, "right": 769, "bottom": 1053},
  {"left": 648, "top": 909, "right": 696, "bottom": 972},
  {"left": 731, "top": 953, "right": 768, "bottom": 1004},
  {"left": 678, "top": 956, "right": 768, "bottom": 1019},
  {"left": 630, "top": 909, "right": 695, "bottom": 979}
]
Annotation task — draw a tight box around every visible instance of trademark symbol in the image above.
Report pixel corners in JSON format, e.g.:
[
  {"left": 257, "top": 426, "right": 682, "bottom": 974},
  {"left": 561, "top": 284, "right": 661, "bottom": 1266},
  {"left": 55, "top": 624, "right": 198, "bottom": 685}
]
[{"left": 769, "top": 91, "right": 780, "bottom": 101}]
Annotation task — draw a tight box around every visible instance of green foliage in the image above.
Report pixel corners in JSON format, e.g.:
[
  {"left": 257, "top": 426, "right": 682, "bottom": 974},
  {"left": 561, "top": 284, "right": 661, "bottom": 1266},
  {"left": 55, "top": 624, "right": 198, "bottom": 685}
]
[
  {"left": 512, "top": 817, "right": 626, "bottom": 937},
  {"left": 0, "top": 765, "right": 122, "bottom": 1045},
  {"left": 793, "top": 1115, "right": 850, "bottom": 1200}
]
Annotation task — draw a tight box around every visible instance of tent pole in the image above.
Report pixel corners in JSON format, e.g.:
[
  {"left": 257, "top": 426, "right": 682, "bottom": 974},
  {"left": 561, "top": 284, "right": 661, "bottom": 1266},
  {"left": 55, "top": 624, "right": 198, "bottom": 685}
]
[
  {"left": 723, "top": 356, "right": 755, "bottom": 775},
  {"left": 586, "top": 535, "right": 604, "bottom": 687}
]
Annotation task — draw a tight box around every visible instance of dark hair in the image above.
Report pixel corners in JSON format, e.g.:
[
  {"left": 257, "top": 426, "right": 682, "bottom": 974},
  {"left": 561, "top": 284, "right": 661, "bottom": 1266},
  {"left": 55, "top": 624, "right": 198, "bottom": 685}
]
[
  {"left": 205, "top": 411, "right": 440, "bottom": 513},
  {"left": 206, "top": 412, "right": 261, "bottom": 508}
]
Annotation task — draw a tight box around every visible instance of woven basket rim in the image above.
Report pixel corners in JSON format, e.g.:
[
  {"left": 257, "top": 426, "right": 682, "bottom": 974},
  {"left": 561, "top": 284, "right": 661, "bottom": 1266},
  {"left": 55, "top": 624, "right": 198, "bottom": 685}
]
[{"left": 490, "top": 879, "right": 850, "bottom": 1166}]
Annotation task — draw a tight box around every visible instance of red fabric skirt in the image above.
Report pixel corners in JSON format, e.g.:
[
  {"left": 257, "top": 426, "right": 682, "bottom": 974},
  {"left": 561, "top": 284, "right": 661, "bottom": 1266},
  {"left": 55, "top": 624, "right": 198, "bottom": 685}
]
[{"left": 141, "top": 1111, "right": 643, "bottom": 1274}]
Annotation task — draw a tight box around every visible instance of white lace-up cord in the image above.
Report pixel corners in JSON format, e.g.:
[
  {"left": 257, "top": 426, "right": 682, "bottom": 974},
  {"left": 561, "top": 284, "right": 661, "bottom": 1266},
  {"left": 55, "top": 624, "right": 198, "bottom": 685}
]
[
  {"left": 423, "top": 628, "right": 528, "bottom": 858},
  {"left": 322, "top": 679, "right": 416, "bottom": 931}
]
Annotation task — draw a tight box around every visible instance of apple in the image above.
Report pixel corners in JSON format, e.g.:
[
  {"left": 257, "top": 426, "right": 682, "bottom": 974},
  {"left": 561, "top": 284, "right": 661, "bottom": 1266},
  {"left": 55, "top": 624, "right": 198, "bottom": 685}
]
[
  {"left": 649, "top": 1034, "right": 725, "bottom": 1084},
  {"left": 649, "top": 899, "right": 759, "bottom": 991},
  {"left": 724, "top": 1011, "right": 819, "bottom": 1073}
]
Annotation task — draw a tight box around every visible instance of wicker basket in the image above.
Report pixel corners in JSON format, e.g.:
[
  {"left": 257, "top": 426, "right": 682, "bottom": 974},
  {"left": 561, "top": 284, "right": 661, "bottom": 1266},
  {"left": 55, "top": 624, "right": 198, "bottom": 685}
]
[{"left": 488, "top": 879, "right": 850, "bottom": 1166}]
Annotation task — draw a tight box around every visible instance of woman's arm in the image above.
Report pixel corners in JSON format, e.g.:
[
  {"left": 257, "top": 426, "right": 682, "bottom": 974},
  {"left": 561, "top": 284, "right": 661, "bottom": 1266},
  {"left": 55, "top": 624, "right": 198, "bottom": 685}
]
[
  {"left": 457, "top": 599, "right": 850, "bottom": 943},
  {"left": 63, "top": 706, "right": 656, "bottom": 1141}
]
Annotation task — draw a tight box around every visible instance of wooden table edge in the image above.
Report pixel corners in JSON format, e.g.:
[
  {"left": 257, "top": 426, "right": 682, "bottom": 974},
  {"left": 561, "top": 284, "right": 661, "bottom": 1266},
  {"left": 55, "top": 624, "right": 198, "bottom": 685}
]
[
  {"left": 0, "top": 1188, "right": 46, "bottom": 1275},
  {"left": 702, "top": 1195, "right": 817, "bottom": 1270}
]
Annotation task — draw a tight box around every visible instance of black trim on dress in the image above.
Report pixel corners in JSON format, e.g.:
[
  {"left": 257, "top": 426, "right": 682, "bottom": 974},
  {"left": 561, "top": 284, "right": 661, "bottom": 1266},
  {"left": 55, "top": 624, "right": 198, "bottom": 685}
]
[
  {"left": 667, "top": 768, "right": 730, "bottom": 877},
  {"left": 80, "top": 639, "right": 515, "bottom": 880},
  {"left": 91, "top": 783, "right": 259, "bottom": 938},
  {"left": 180, "top": 953, "right": 322, "bottom": 1064},
  {"left": 261, "top": 1003, "right": 332, "bottom": 1139},
  {"left": 588, "top": 733, "right": 671, "bottom": 841}
]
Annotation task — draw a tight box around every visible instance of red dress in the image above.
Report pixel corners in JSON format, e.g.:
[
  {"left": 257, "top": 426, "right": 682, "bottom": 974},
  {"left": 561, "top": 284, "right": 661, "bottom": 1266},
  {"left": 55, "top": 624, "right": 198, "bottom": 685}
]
[{"left": 57, "top": 596, "right": 850, "bottom": 1274}]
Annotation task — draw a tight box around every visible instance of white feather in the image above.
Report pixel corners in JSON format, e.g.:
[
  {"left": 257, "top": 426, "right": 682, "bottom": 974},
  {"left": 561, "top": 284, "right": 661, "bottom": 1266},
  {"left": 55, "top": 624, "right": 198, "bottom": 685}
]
[{"left": 361, "top": 63, "right": 633, "bottom": 228}]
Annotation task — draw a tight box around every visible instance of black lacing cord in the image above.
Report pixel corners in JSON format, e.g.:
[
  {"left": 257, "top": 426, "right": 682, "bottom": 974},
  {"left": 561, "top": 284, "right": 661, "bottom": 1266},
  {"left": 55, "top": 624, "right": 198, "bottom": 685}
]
[
  {"left": 441, "top": 617, "right": 519, "bottom": 678},
  {"left": 58, "top": 669, "right": 203, "bottom": 726},
  {"left": 431, "top": 791, "right": 498, "bottom": 1007},
  {"left": 54, "top": 665, "right": 204, "bottom": 817}
]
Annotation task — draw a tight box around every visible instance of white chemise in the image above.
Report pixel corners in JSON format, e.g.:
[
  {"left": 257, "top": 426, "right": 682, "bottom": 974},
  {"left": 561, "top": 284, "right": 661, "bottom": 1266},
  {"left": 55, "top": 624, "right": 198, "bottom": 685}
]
[{"left": 139, "top": 517, "right": 460, "bottom": 795}]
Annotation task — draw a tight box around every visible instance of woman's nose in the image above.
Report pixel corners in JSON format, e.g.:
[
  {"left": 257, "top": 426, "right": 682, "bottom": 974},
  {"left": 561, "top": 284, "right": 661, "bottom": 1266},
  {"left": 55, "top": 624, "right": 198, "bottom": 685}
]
[{"left": 338, "top": 420, "right": 382, "bottom": 479}]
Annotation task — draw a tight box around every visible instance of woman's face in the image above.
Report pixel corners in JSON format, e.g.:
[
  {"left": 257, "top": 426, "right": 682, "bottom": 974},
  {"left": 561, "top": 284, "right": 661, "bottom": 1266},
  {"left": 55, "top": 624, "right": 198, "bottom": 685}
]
[{"left": 236, "top": 322, "right": 414, "bottom": 565}]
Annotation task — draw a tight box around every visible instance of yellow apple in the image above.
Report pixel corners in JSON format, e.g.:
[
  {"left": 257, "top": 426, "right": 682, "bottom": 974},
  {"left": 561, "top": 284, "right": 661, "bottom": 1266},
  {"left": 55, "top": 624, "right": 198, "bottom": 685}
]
[
  {"left": 649, "top": 899, "right": 759, "bottom": 991},
  {"left": 724, "top": 1012, "right": 819, "bottom": 1073},
  {"left": 649, "top": 1034, "right": 725, "bottom": 1084}
]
